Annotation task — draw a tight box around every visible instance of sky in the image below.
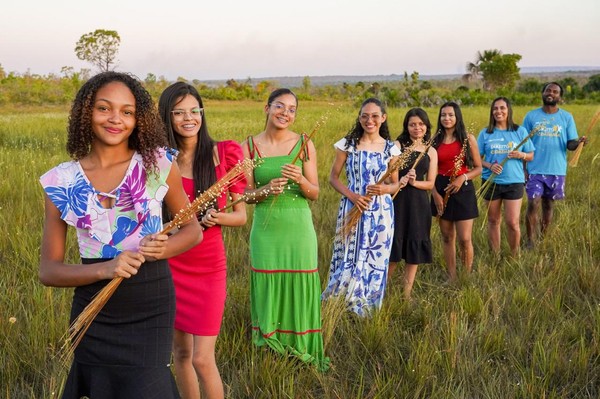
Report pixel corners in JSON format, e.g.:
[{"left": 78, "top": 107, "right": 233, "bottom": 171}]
[{"left": 1, "top": 0, "right": 599, "bottom": 81}]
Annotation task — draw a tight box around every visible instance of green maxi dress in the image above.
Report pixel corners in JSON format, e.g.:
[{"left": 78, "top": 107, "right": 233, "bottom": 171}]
[{"left": 248, "top": 136, "right": 329, "bottom": 371}]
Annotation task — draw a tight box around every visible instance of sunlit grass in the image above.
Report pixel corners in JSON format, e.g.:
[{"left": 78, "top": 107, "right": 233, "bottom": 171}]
[{"left": 1, "top": 103, "right": 599, "bottom": 397}]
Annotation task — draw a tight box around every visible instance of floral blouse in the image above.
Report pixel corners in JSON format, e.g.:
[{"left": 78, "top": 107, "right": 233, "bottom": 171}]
[{"left": 40, "top": 148, "right": 176, "bottom": 259}]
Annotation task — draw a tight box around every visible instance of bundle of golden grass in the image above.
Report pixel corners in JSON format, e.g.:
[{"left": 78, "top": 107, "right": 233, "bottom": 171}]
[
  {"left": 391, "top": 137, "right": 436, "bottom": 200},
  {"left": 569, "top": 109, "right": 599, "bottom": 167},
  {"left": 217, "top": 191, "right": 260, "bottom": 212},
  {"left": 339, "top": 141, "right": 421, "bottom": 237},
  {"left": 261, "top": 112, "right": 332, "bottom": 228},
  {"left": 476, "top": 126, "right": 539, "bottom": 200},
  {"left": 438, "top": 137, "right": 469, "bottom": 218},
  {"left": 59, "top": 158, "right": 260, "bottom": 363}
]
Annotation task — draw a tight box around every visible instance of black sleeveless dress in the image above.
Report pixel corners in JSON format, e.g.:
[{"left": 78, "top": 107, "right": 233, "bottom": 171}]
[{"left": 389, "top": 151, "right": 433, "bottom": 264}]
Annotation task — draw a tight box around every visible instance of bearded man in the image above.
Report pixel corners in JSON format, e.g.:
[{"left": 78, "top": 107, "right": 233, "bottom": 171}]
[{"left": 523, "top": 82, "right": 587, "bottom": 248}]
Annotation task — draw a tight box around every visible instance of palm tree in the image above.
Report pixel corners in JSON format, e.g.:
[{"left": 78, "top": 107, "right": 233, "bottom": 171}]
[{"left": 463, "top": 49, "right": 502, "bottom": 87}]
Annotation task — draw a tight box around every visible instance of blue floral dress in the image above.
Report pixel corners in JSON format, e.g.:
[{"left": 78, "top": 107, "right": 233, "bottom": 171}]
[{"left": 322, "top": 138, "right": 400, "bottom": 316}]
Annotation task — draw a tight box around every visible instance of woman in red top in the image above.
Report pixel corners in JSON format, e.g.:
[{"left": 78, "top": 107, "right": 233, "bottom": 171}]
[
  {"left": 159, "top": 83, "right": 247, "bottom": 399},
  {"left": 431, "top": 102, "right": 482, "bottom": 281}
]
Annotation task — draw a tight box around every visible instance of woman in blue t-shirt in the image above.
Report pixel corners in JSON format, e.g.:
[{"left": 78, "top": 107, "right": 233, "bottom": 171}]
[{"left": 477, "top": 97, "right": 535, "bottom": 257}]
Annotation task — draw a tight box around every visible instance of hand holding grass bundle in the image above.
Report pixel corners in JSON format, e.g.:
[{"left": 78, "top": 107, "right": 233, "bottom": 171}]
[
  {"left": 261, "top": 113, "right": 330, "bottom": 227},
  {"left": 476, "top": 126, "right": 539, "bottom": 200},
  {"left": 391, "top": 137, "right": 435, "bottom": 200},
  {"left": 60, "top": 158, "right": 259, "bottom": 363},
  {"left": 339, "top": 142, "right": 418, "bottom": 237},
  {"left": 438, "top": 137, "right": 469, "bottom": 218}
]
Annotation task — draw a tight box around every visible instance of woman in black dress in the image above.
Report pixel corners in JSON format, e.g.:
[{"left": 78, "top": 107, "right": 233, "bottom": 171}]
[{"left": 389, "top": 108, "right": 438, "bottom": 300}]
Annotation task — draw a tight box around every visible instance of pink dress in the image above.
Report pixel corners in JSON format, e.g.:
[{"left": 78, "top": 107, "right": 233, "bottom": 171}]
[{"left": 169, "top": 141, "right": 246, "bottom": 336}]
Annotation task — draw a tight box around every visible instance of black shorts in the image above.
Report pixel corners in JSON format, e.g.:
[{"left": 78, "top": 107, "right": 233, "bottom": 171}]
[
  {"left": 481, "top": 180, "right": 524, "bottom": 201},
  {"left": 430, "top": 175, "right": 479, "bottom": 221}
]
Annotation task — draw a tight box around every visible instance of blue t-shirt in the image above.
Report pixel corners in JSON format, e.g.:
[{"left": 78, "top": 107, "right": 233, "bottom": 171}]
[
  {"left": 523, "top": 108, "right": 578, "bottom": 175},
  {"left": 477, "top": 126, "right": 535, "bottom": 185}
]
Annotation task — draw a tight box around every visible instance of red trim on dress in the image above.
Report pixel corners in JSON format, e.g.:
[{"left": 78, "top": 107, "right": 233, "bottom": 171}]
[
  {"left": 251, "top": 267, "right": 318, "bottom": 273},
  {"left": 252, "top": 326, "right": 322, "bottom": 337}
]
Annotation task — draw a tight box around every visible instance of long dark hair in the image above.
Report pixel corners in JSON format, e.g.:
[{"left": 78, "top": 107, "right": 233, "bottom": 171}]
[
  {"left": 396, "top": 107, "right": 431, "bottom": 148},
  {"left": 158, "top": 82, "right": 216, "bottom": 195},
  {"left": 343, "top": 97, "right": 390, "bottom": 149},
  {"left": 67, "top": 71, "right": 167, "bottom": 171},
  {"left": 486, "top": 97, "right": 519, "bottom": 133},
  {"left": 433, "top": 101, "right": 473, "bottom": 168}
]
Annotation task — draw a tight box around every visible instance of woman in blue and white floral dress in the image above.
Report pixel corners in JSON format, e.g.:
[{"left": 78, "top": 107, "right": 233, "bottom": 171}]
[{"left": 322, "top": 98, "right": 404, "bottom": 316}]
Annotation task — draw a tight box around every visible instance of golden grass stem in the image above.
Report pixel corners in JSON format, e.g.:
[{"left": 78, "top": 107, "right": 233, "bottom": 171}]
[
  {"left": 58, "top": 159, "right": 259, "bottom": 362},
  {"left": 476, "top": 127, "right": 538, "bottom": 200},
  {"left": 438, "top": 138, "right": 469, "bottom": 218},
  {"left": 568, "top": 142, "right": 584, "bottom": 167},
  {"left": 569, "top": 108, "right": 599, "bottom": 167},
  {"left": 339, "top": 141, "right": 422, "bottom": 237},
  {"left": 261, "top": 111, "right": 333, "bottom": 228},
  {"left": 391, "top": 137, "right": 435, "bottom": 200}
]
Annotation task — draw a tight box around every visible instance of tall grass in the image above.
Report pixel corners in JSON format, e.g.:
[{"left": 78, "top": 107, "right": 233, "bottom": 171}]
[{"left": 1, "top": 103, "right": 599, "bottom": 398}]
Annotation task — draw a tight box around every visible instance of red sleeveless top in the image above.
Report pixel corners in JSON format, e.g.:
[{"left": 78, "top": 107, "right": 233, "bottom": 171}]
[{"left": 437, "top": 140, "right": 468, "bottom": 177}]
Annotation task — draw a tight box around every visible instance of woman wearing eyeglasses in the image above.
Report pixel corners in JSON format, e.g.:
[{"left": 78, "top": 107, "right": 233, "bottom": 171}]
[
  {"left": 241, "top": 88, "right": 329, "bottom": 372},
  {"left": 389, "top": 108, "right": 438, "bottom": 300},
  {"left": 158, "top": 82, "right": 247, "bottom": 399},
  {"left": 322, "top": 97, "right": 402, "bottom": 316}
]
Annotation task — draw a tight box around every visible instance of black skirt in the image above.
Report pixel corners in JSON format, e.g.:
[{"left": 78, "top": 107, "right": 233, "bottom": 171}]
[
  {"left": 62, "top": 258, "right": 180, "bottom": 399},
  {"left": 430, "top": 175, "right": 479, "bottom": 221}
]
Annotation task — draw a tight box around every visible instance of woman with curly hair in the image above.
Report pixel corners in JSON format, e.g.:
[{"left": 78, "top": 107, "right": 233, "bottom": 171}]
[
  {"left": 39, "top": 71, "right": 201, "bottom": 398},
  {"left": 430, "top": 102, "right": 482, "bottom": 281},
  {"left": 159, "top": 82, "right": 247, "bottom": 399},
  {"left": 322, "top": 97, "right": 402, "bottom": 316}
]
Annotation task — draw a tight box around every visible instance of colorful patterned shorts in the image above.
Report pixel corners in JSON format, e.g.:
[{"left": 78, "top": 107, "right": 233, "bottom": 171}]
[{"left": 525, "top": 174, "right": 566, "bottom": 200}]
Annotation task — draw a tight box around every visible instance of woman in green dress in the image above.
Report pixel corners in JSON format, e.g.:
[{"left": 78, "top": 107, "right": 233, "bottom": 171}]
[{"left": 241, "top": 88, "right": 329, "bottom": 371}]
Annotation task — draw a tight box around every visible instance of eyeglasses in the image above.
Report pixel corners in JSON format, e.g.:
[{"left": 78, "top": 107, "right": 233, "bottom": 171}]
[
  {"left": 359, "top": 113, "right": 382, "bottom": 122},
  {"left": 271, "top": 102, "right": 296, "bottom": 115},
  {"left": 171, "top": 107, "right": 204, "bottom": 120}
]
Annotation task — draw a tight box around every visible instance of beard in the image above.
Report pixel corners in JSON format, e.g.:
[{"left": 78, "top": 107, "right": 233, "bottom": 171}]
[{"left": 543, "top": 96, "right": 558, "bottom": 106}]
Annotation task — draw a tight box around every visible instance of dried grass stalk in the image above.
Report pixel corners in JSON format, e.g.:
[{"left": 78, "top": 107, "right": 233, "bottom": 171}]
[
  {"left": 262, "top": 111, "right": 332, "bottom": 228},
  {"left": 59, "top": 158, "right": 260, "bottom": 363},
  {"left": 568, "top": 142, "right": 585, "bottom": 167},
  {"left": 438, "top": 137, "right": 469, "bottom": 218},
  {"left": 569, "top": 108, "right": 599, "bottom": 167},
  {"left": 391, "top": 137, "right": 437, "bottom": 200},
  {"left": 339, "top": 141, "right": 421, "bottom": 237},
  {"left": 291, "top": 112, "right": 331, "bottom": 164},
  {"left": 476, "top": 126, "right": 539, "bottom": 200}
]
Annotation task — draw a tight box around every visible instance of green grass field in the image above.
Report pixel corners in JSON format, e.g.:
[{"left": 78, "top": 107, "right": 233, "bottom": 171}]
[{"left": 1, "top": 102, "right": 599, "bottom": 398}]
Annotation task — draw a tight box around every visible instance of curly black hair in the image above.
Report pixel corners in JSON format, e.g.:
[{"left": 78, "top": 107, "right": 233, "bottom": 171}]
[
  {"left": 343, "top": 97, "right": 390, "bottom": 149},
  {"left": 66, "top": 71, "right": 167, "bottom": 171}
]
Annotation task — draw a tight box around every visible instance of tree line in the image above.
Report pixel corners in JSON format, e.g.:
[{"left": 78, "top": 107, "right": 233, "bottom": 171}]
[
  {"left": 2, "top": 64, "right": 599, "bottom": 109},
  {"left": 1, "top": 28, "right": 600, "bottom": 108}
]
